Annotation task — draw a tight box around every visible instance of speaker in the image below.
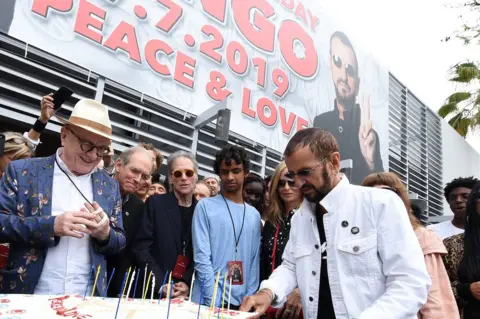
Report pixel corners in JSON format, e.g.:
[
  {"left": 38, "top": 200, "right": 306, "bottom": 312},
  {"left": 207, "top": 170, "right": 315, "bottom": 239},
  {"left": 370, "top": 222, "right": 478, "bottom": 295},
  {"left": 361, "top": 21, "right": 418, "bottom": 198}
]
[{"left": 214, "top": 109, "right": 231, "bottom": 147}]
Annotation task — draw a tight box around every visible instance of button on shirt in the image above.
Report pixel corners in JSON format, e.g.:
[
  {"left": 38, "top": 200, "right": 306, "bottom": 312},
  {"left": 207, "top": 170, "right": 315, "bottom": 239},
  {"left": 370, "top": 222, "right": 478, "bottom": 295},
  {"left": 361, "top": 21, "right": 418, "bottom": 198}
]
[{"left": 34, "top": 149, "right": 94, "bottom": 295}]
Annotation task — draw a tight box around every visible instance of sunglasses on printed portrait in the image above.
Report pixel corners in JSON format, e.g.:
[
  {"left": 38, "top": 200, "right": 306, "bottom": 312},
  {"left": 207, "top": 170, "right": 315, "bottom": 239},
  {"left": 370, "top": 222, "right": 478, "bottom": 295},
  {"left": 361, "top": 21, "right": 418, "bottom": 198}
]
[
  {"left": 173, "top": 169, "right": 195, "bottom": 178},
  {"left": 278, "top": 179, "right": 296, "bottom": 188},
  {"left": 332, "top": 55, "right": 357, "bottom": 78}
]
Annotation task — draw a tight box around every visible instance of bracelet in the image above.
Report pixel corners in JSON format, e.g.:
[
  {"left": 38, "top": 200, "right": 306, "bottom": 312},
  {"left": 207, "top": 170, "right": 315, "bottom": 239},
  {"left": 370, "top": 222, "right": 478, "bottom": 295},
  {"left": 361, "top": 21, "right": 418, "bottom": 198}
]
[{"left": 33, "top": 119, "right": 47, "bottom": 133}]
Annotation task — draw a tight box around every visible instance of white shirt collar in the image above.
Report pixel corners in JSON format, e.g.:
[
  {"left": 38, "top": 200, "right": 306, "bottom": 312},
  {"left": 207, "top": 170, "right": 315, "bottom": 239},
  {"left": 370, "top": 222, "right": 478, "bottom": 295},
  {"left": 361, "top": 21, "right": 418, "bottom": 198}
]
[
  {"left": 55, "top": 148, "right": 97, "bottom": 178},
  {"left": 319, "top": 174, "right": 350, "bottom": 213}
]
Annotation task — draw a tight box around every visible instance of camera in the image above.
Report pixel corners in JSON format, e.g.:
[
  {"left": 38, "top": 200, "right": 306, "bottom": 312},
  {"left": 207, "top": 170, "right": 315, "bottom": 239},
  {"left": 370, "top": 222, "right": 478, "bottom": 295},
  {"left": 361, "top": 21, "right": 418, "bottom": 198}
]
[{"left": 0, "top": 134, "right": 5, "bottom": 156}]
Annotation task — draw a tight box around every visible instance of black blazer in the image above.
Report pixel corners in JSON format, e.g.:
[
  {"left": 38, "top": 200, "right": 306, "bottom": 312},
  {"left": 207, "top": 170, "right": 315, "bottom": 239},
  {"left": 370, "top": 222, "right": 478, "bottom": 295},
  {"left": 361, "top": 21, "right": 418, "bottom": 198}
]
[
  {"left": 132, "top": 192, "right": 197, "bottom": 296},
  {"left": 107, "top": 194, "right": 145, "bottom": 297}
]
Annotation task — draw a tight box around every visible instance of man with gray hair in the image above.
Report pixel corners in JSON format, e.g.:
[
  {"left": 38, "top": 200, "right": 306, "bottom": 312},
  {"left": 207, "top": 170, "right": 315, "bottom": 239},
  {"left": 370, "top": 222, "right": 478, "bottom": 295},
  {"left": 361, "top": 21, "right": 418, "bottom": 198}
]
[
  {"left": 133, "top": 150, "right": 199, "bottom": 299},
  {"left": 107, "top": 146, "right": 153, "bottom": 297},
  {"left": 204, "top": 174, "right": 221, "bottom": 196}
]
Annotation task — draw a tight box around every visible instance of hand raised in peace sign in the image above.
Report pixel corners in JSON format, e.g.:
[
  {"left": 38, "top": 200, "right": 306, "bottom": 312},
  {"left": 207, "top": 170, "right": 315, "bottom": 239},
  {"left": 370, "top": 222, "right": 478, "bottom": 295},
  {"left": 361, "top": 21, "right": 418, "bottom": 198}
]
[{"left": 358, "top": 93, "right": 376, "bottom": 171}]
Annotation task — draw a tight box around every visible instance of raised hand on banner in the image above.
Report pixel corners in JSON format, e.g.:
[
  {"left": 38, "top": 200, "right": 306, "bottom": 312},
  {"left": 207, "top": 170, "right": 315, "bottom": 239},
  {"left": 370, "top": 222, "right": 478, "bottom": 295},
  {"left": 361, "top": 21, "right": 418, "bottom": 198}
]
[
  {"left": 40, "top": 93, "right": 56, "bottom": 124},
  {"left": 358, "top": 94, "right": 376, "bottom": 171}
]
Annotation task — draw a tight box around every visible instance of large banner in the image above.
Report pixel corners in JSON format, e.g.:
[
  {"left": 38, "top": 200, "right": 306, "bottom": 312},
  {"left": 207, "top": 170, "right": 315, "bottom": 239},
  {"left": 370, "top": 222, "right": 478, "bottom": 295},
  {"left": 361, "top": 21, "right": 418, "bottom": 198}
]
[{"left": 0, "top": 0, "right": 389, "bottom": 184}]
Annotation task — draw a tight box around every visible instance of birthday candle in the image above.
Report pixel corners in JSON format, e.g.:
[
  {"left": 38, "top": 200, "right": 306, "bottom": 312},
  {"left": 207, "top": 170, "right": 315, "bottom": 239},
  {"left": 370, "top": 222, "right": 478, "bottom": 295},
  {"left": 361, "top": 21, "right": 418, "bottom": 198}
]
[
  {"left": 83, "top": 266, "right": 94, "bottom": 301},
  {"left": 143, "top": 264, "right": 148, "bottom": 300},
  {"left": 125, "top": 268, "right": 136, "bottom": 302},
  {"left": 166, "top": 284, "right": 173, "bottom": 319},
  {"left": 158, "top": 272, "right": 169, "bottom": 304},
  {"left": 197, "top": 280, "right": 204, "bottom": 319},
  {"left": 166, "top": 272, "right": 173, "bottom": 301},
  {"left": 150, "top": 275, "right": 156, "bottom": 301},
  {"left": 114, "top": 272, "right": 128, "bottom": 319},
  {"left": 133, "top": 269, "right": 140, "bottom": 299},
  {"left": 143, "top": 271, "right": 153, "bottom": 301},
  {"left": 209, "top": 272, "right": 221, "bottom": 319},
  {"left": 91, "top": 264, "right": 101, "bottom": 298},
  {"left": 227, "top": 276, "right": 232, "bottom": 313},
  {"left": 189, "top": 272, "right": 195, "bottom": 302},
  {"left": 122, "top": 267, "right": 132, "bottom": 300},
  {"left": 104, "top": 268, "right": 116, "bottom": 299},
  {"left": 219, "top": 274, "right": 227, "bottom": 319}
]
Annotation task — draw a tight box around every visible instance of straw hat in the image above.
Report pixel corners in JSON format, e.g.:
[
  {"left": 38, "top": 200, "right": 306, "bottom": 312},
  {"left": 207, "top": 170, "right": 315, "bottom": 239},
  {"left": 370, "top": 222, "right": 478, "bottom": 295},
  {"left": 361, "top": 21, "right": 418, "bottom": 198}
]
[{"left": 57, "top": 99, "right": 113, "bottom": 140}]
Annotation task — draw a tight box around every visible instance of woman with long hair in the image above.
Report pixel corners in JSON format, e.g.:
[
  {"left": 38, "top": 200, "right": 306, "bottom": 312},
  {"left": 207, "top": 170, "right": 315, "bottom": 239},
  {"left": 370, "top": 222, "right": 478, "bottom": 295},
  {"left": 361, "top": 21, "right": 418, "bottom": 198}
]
[
  {"left": 261, "top": 162, "right": 303, "bottom": 319},
  {"left": 0, "top": 132, "right": 35, "bottom": 178},
  {"left": 443, "top": 181, "right": 480, "bottom": 318},
  {"left": 362, "top": 172, "right": 459, "bottom": 319}
]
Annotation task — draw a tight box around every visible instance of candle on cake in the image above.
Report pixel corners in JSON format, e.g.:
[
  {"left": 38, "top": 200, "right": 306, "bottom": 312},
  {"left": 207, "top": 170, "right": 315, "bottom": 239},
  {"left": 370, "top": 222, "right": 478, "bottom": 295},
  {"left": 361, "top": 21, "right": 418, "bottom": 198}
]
[
  {"left": 159, "top": 272, "right": 169, "bottom": 304},
  {"left": 83, "top": 266, "right": 94, "bottom": 301},
  {"left": 209, "top": 272, "right": 221, "bottom": 319},
  {"left": 91, "top": 264, "right": 101, "bottom": 298},
  {"left": 125, "top": 267, "right": 136, "bottom": 301},
  {"left": 114, "top": 272, "right": 128, "bottom": 319},
  {"left": 219, "top": 274, "right": 227, "bottom": 319},
  {"left": 122, "top": 266, "right": 132, "bottom": 300},
  {"left": 104, "top": 267, "right": 115, "bottom": 299}
]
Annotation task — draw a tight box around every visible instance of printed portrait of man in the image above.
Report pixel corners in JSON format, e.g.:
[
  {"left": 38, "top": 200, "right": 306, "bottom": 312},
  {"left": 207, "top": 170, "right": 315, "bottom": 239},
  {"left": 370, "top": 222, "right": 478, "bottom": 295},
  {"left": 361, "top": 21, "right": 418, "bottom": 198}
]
[{"left": 313, "top": 31, "right": 384, "bottom": 184}]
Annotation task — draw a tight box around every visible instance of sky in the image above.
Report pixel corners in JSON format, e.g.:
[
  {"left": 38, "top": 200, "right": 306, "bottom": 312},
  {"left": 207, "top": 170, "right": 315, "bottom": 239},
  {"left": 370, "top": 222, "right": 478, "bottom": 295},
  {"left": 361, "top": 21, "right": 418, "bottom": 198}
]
[{"left": 323, "top": 0, "right": 480, "bottom": 152}]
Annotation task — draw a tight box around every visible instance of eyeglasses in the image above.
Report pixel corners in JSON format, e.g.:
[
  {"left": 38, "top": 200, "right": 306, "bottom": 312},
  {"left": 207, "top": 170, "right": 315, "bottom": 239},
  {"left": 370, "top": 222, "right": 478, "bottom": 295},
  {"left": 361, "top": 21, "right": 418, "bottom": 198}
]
[
  {"left": 67, "top": 127, "right": 110, "bottom": 157},
  {"left": 6, "top": 137, "right": 35, "bottom": 151},
  {"left": 332, "top": 55, "right": 357, "bottom": 78},
  {"left": 173, "top": 169, "right": 195, "bottom": 178},
  {"left": 285, "top": 158, "right": 327, "bottom": 181},
  {"left": 278, "top": 179, "right": 296, "bottom": 188}
]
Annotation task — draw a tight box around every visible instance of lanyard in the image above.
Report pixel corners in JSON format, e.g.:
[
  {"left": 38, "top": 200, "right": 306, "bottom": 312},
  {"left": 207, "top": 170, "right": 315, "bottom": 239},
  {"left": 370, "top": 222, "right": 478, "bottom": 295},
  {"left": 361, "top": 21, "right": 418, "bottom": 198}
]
[
  {"left": 222, "top": 195, "right": 246, "bottom": 260},
  {"left": 55, "top": 157, "right": 92, "bottom": 205},
  {"left": 271, "top": 225, "right": 281, "bottom": 272}
]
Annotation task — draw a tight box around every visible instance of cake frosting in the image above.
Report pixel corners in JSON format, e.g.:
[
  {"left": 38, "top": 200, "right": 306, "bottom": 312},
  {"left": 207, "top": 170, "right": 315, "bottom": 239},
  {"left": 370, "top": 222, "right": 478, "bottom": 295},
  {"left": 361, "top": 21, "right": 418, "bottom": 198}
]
[{"left": 0, "top": 294, "right": 255, "bottom": 319}]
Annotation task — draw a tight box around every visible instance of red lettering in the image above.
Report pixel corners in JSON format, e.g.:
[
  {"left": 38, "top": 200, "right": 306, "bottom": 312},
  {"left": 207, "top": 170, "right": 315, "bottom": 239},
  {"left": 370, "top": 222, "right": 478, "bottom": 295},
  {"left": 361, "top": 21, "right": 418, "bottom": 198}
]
[
  {"left": 145, "top": 39, "right": 173, "bottom": 76},
  {"left": 226, "top": 41, "right": 249, "bottom": 75},
  {"left": 257, "top": 97, "right": 277, "bottom": 127},
  {"left": 74, "top": 0, "right": 105, "bottom": 44},
  {"left": 272, "top": 68, "right": 289, "bottom": 98},
  {"left": 294, "top": 3, "right": 308, "bottom": 26},
  {"left": 206, "top": 71, "right": 231, "bottom": 101},
  {"left": 103, "top": 21, "right": 141, "bottom": 63},
  {"left": 296, "top": 116, "right": 308, "bottom": 131},
  {"left": 200, "top": 25, "right": 224, "bottom": 64},
  {"left": 279, "top": 106, "right": 295, "bottom": 135},
  {"left": 155, "top": 0, "right": 183, "bottom": 33},
  {"left": 307, "top": 10, "right": 320, "bottom": 31},
  {"left": 281, "top": 0, "right": 295, "bottom": 10},
  {"left": 252, "top": 57, "right": 267, "bottom": 88},
  {"left": 49, "top": 295, "right": 70, "bottom": 301},
  {"left": 174, "top": 52, "right": 196, "bottom": 89},
  {"left": 232, "top": 0, "right": 275, "bottom": 53},
  {"left": 278, "top": 20, "right": 318, "bottom": 78},
  {"left": 241, "top": 87, "right": 256, "bottom": 119},
  {"left": 32, "top": 0, "right": 73, "bottom": 17},
  {"left": 200, "top": 0, "right": 228, "bottom": 23}
]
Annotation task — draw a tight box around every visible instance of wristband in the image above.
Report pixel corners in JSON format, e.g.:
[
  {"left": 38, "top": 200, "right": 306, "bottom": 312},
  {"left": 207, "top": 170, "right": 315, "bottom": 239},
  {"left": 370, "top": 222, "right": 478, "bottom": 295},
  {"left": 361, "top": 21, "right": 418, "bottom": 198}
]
[{"left": 33, "top": 119, "right": 47, "bottom": 133}]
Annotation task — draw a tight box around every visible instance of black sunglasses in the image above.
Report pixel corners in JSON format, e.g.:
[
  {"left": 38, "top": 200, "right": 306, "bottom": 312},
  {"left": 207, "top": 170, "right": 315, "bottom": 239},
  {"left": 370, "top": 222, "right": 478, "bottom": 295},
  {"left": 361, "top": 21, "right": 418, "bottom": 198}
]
[
  {"left": 67, "top": 127, "right": 110, "bottom": 157},
  {"left": 278, "top": 179, "right": 296, "bottom": 188},
  {"left": 332, "top": 55, "right": 357, "bottom": 78}
]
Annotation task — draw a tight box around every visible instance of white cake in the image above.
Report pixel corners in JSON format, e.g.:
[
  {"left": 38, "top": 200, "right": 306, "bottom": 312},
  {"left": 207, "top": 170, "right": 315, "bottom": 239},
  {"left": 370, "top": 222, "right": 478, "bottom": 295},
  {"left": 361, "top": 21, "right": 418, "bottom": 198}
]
[{"left": 0, "top": 294, "right": 256, "bottom": 318}]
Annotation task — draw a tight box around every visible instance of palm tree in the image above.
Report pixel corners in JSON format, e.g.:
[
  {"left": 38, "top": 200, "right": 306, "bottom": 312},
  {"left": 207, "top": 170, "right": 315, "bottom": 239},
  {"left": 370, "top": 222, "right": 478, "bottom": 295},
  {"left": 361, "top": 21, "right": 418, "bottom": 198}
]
[{"left": 438, "top": 61, "right": 480, "bottom": 137}]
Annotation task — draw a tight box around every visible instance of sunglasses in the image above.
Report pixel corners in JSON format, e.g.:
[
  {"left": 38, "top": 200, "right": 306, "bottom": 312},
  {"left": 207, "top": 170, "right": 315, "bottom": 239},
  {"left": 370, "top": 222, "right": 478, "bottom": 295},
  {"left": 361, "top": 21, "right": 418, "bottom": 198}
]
[
  {"left": 278, "top": 179, "right": 296, "bottom": 188},
  {"left": 332, "top": 55, "right": 357, "bottom": 78},
  {"left": 6, "top": 137, "right": 35, "bottom": 150},
  {"left": 285, "top": 158, "right": 327, "bottom": 181},
  {"left": 67, "top": 127, "right": 110, "bottom": 157},
  {"left": 173, "top": 169, "right": 195, "bottom": 178}
]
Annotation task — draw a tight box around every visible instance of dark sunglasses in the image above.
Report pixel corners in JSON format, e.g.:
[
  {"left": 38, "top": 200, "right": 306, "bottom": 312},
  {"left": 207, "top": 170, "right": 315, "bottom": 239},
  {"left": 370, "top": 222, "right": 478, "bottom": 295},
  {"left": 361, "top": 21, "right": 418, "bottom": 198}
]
[
  {"left": 67, "top": 127, "right": 110, "bottom": 157},
  {"left": 278, "top": 179, "right": 296, "bottom": 188},
  {"left": 173, "top": 169, "right": 195, "bottom": 178},
  {"left": 332, "top": 55, "right": 357, "bottom": 78}
]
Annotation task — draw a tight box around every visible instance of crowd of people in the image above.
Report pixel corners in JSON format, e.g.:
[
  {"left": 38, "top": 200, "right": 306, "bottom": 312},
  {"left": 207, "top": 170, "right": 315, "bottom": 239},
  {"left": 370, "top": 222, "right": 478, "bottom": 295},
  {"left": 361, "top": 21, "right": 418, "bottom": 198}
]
[{"left": 0, "top": 94, "right": 479, "bottom": 319}]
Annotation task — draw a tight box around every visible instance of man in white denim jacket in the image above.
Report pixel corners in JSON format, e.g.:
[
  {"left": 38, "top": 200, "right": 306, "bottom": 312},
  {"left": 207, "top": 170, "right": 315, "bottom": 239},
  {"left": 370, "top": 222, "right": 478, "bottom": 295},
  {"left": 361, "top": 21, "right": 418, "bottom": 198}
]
[{"left": 240, "top": 128, "right": 431, "bottom": 319}]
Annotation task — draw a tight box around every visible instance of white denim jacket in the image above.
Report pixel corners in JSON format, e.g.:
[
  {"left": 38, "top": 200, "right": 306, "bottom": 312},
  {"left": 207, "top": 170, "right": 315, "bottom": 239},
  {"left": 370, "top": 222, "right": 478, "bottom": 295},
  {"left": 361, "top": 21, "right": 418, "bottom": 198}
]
[{"left": 260, "top": 177, "right": 431, "bottom": 319}]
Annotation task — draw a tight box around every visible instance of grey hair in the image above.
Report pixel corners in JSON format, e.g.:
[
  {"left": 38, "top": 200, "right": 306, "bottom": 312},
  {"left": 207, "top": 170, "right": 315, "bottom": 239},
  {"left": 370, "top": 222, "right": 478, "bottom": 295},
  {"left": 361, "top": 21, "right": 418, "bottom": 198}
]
[
  {"left": 117, "top": 146, "right": 151, "bottom": 167},
  {"left": 167, "top": 150, "right": 198, "bottom": 174}
]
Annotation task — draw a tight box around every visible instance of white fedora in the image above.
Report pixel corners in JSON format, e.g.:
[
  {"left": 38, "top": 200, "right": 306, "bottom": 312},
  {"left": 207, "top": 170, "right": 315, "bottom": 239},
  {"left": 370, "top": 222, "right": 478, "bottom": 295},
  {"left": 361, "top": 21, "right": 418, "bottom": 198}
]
[{"left": 57, "top": 99, "right": 113, "bottom": 140}]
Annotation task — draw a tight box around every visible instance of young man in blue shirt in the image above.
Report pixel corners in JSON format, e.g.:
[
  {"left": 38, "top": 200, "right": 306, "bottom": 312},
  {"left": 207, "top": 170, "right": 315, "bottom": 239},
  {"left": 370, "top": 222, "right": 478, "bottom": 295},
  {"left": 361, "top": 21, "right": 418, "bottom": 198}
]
[{"left": 192, "top": 145, "right": 261, "bottom": 309}]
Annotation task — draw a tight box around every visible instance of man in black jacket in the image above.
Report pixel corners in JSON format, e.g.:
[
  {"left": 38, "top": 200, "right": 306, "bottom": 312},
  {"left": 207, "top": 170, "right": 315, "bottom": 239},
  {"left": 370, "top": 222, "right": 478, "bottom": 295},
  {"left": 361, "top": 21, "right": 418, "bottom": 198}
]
[
  {"left": 107, "top": 146, "right": 153, "bottom": 297},
  {"left": 313, "top": 31, "right": 383, "bottom": 184}
]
